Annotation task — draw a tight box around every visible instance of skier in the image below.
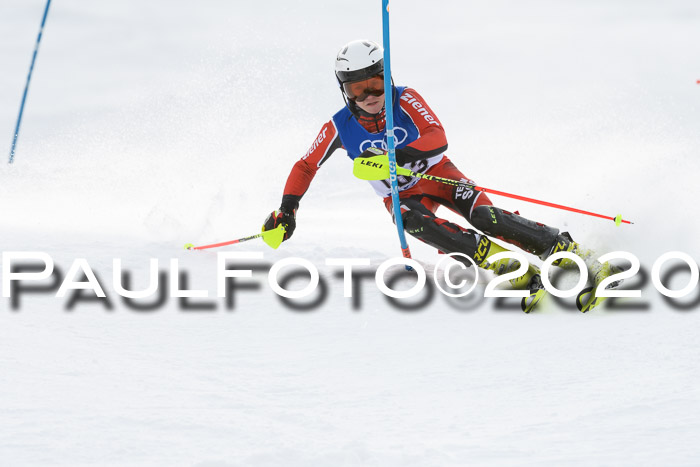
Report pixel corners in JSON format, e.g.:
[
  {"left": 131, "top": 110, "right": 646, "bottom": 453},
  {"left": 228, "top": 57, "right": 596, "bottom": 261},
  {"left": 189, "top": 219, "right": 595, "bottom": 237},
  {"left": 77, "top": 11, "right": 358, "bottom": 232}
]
[{"left": 263, "top": 39, "right": 613, "bottom": 311}]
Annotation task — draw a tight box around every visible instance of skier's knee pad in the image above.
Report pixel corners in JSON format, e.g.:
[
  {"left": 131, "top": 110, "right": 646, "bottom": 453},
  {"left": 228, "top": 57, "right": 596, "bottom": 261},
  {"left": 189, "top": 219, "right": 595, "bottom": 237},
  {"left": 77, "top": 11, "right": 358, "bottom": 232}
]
[
  {"left": 401, "top": 200, "right": 479, "bottom": 265},
  {"left": 470, "top": 205, "right": 559, "bottom": 256},
  {"left": 401, "top": 200, "right": 438, "bottom": 238}
]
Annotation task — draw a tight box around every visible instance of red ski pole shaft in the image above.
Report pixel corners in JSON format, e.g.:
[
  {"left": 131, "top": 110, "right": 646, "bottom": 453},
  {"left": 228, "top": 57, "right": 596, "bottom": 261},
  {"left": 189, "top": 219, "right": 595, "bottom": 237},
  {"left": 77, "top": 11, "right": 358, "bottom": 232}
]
[
  {"left": 406, "top": 170, "right": 633, "bottom": 225},
  {"left": 476, "top": 187, "right": 632, "bottom": 224},
  {"left": 187, "top": 233, "right": 263, "bottom": 251},
  {"left": 185, "top": 225, "right": 286, "bottom": 251}
]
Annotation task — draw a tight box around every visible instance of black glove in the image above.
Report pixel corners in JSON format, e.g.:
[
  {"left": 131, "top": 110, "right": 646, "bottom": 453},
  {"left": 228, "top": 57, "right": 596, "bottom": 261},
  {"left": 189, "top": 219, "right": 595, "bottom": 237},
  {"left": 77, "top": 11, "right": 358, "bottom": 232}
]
[{"left": 263, "top": 207, "right": 296, "bottom": 241}]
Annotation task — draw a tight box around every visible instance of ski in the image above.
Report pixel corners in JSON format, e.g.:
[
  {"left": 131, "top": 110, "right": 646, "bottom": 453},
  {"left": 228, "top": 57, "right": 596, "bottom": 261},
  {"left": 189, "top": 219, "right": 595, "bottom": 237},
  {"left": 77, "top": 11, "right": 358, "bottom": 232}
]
[
  {"left": 521, "top": 273, "right": 546, "bottom": 313},
  {"left": 576, "top": 262, "right": 623, "bottom": 312}
]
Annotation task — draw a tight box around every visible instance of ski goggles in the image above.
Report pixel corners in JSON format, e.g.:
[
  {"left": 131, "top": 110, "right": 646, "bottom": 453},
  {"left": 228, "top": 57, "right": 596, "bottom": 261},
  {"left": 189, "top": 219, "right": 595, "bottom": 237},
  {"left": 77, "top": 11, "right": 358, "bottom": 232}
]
[{"left": 342, "top": 76, "right": 385, "bottom": 102}]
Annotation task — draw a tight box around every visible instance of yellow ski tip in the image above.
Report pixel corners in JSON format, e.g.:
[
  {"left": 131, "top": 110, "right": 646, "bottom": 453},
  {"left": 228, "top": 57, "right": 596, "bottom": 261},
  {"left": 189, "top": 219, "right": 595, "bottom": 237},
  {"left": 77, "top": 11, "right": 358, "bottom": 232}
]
[{"left": 184, "top": 243, "right": 195, "bottom": 250}]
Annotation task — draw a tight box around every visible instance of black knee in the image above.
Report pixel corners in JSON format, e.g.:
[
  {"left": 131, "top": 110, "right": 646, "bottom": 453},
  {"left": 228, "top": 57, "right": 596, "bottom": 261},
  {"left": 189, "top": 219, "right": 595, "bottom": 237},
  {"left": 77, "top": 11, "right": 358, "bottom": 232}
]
[
  {"left": 402, "top": 209, "right": 428, "bottom": 236},
  {"left": 470, "top": 205, "right": 559, "bottom": 256},
  {"left": 400, "top": 199, "right": 480, "bottom": 265}
]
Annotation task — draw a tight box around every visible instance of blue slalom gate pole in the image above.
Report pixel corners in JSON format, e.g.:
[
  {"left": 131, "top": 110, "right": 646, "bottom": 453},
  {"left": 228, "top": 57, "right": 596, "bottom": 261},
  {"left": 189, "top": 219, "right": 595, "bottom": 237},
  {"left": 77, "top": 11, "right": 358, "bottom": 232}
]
[
  {"left": 382, "top": 0, "right": 413, "bottom": 263},
  {"left": 9, "top": 0, "right": 52, "bottom": 164}
]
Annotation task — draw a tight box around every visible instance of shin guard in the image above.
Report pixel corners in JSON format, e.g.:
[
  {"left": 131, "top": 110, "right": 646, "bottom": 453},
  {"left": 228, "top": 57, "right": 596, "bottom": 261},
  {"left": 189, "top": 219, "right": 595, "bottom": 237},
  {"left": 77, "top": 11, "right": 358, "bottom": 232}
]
[
  {"left": 470, "top": 205, "right": 560, "bottom": 256},
  {"left": 401, "top": 200, "right": 480, "bottom": 266}
]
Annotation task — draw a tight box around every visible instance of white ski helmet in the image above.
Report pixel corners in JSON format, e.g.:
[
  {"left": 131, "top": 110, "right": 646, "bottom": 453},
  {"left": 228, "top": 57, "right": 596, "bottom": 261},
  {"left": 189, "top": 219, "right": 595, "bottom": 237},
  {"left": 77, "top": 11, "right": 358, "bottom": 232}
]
[{"left": 335, "top": 40, "right": 384, "bottom": 85}]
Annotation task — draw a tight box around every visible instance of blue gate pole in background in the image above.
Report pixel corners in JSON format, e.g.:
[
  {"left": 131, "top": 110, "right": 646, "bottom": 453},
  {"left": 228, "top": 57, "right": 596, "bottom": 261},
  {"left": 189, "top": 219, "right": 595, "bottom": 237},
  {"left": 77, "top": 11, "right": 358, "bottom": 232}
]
[{"left": 9, "top": 0, "right": 52, "bottom": 164}]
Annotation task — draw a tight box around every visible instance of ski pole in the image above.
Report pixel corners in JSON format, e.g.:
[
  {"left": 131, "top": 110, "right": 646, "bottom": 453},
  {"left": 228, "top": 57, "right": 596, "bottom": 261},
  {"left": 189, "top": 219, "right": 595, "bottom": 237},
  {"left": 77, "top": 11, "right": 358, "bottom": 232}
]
[
  {"left": 353, "top": 155, "right": 633, "bottom": 226},
  {"left": 382, "top": 0, "right": 413, "bottom": 266},
  {"left": 185, "top": 225, "right": 286, "bottom": 251},
  {"left": 9, "top": 0, "right": 52, "bottom": 164}
]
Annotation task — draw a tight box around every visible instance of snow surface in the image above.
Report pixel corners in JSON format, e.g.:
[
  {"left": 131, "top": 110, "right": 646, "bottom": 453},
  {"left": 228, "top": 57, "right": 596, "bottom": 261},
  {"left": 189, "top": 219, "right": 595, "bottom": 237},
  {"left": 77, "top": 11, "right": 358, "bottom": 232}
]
[{"left": 1, "top": 0, "right": 700, "bottom": 466}]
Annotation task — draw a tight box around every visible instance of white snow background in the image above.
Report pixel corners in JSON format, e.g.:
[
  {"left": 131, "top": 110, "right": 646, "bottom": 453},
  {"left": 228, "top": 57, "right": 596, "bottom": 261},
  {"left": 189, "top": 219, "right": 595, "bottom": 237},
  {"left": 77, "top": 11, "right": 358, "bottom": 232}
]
[{"left": 1, "top": 1, "right": 700, "bottom": 466}]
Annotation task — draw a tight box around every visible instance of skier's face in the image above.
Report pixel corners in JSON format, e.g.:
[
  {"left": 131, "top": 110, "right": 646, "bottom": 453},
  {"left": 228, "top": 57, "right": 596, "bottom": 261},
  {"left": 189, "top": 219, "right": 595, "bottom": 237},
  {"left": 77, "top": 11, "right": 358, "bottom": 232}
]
[
  {"left": 343, "top": 75, "right": 385, "bottom": 114},
  {"left": 355, "top": 93, "right": 385, "bottom": 114}
]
